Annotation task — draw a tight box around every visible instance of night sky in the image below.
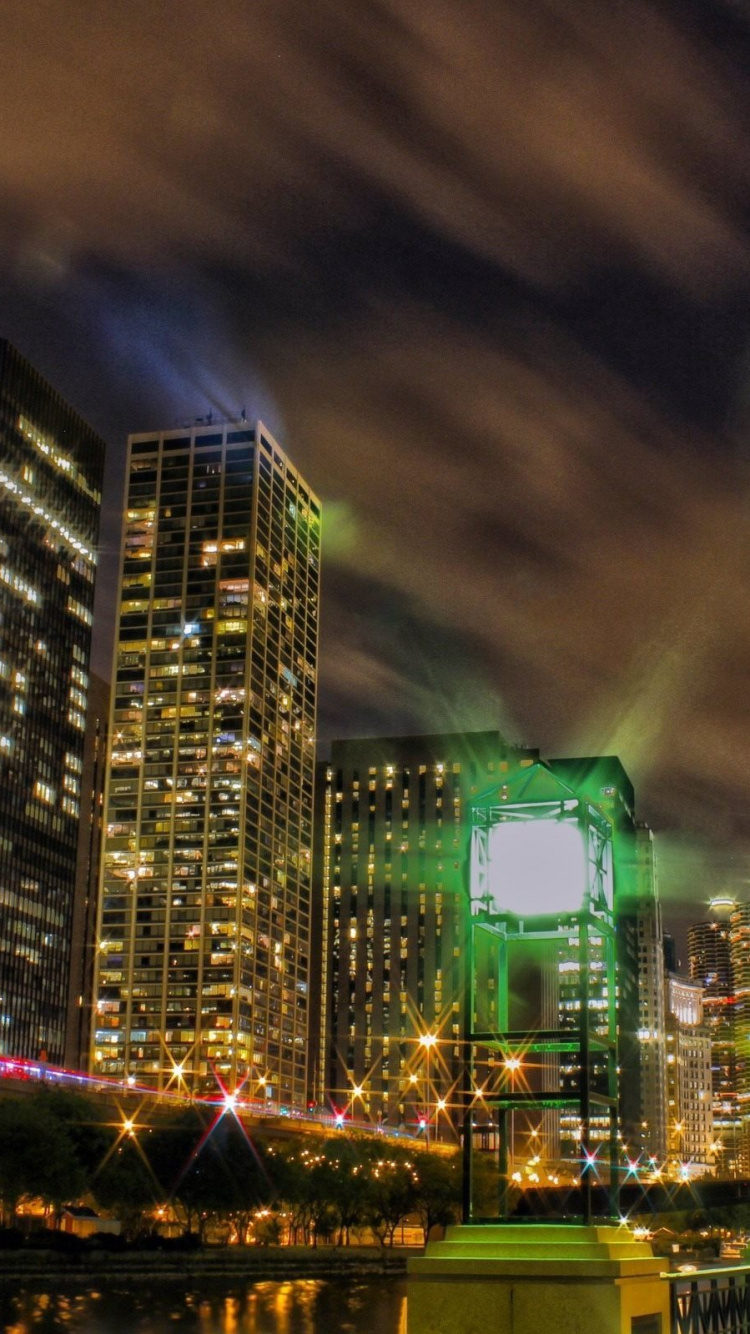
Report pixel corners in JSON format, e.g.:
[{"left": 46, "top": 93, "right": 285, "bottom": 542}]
[{"left": 2, "top": 0, "right": 750, "bottom": 931}]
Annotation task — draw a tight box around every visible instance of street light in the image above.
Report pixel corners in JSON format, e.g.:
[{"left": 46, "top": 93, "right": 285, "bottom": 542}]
[
  {"left": 418, "top": 1033, "right": 437, "bottom": 1145},
  {"left": 503, "top": 1053, "right": 523, "bottom": 1172}
]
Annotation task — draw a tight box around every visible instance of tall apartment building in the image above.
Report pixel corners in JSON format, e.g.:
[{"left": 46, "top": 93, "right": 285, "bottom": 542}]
[
  {"left": 65, "top": 672, "right": 109, "bottom": 1070},
  {"left": 665, "top": 974, "right": 714, "bottom": 1177},
  {"left": 633, "top": 824, "right": 668, "bottom": 1162},
  {"left": 312, "top": 731, "right": 524, "bottom": 1139},
  {"left": 688, "top": 901, "right": 738, "bottom": 1176},
  {"left": 729, "top": 902, "right": 750, "bottom": 1171},
  {"left": 92, "top": 421, "right": 319, "bottom": 1104},
  {"left": 0, "top": 341, "right": 104, "bottom": 1062}
]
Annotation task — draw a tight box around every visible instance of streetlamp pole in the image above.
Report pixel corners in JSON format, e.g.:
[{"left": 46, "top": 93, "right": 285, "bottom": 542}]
[{"left": 419, "top": 1033, "right": 437, "bottom": 1149}]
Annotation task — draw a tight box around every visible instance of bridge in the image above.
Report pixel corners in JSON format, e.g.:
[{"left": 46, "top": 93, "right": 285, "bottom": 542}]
[{"left": 0, "top": 1054, "right": 450, "bottom": 1148}]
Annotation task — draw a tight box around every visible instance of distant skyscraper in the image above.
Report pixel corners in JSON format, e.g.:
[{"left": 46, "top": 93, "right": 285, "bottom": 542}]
[
  {"left": 689, "top": 901, "right": 738, "bottom": 1176},
  {"left": 729, "top": 903, "right": 750, "bottom": 1171},
  {"left": 633, "top": 824, "right": 668, "bottom": 1163},
  {"left": 663, "top": 934, "right": 678, "bottom": 975},
  {"left": 665, "top": 974, "right": 714, "bottom": 1177},
  {"left": 313, "top": 731, "right": 524, "bottom": 1139},
  {"left": 92, "top": 421, "right": 320, "bottom": 1105},
  {"left": 0, "top": 341, "right": 104, "bottom": 1062}
]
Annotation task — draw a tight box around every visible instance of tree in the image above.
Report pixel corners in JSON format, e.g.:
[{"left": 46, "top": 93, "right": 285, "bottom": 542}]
[
  {"left": 146, "top": 1107, "right": 272, "bottom": 1242},
  {"left": 0, "top": 1097, "right": 85, "bottom": 1225},
  {"left": 147, "top": 1108, "right": 209, "bottom": 1235},
  {"left": 273, "top": 1141, "right": 329, "bottom": 1245},
  {"left": 412, "top": 1152, "right": 461, "bottom": 1243},
  {"left": 94, "top": 1142, "right": 157, "bottom": 1240},
  {"left": 28, "top": 1087, "right": 111, "bottom": 1187},
  {"left": 324, "top": 1141, "right": 371, "bottom": 1246},
  {"left": 365, "top": 1153, "right": 417, "bottom": 1248}
]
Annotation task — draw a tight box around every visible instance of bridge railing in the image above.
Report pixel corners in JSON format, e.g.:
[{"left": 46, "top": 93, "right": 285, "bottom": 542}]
[{"left": 664, "top": 1264, "right": 750, "bottom": 1334}]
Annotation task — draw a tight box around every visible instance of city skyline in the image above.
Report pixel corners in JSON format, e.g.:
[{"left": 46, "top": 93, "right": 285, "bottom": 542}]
[{"left": 1, "top": 3, "right": 750, "bottom": 924}]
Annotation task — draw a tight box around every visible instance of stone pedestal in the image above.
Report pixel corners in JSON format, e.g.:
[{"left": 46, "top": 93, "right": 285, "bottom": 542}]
[{"left": 407, "top": 1223, "right": 669, "bottom": 1334}]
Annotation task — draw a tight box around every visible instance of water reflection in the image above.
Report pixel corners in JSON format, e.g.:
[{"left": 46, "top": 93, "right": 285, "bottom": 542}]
[{"left": 0, "top": 1278, "right": 408, "bottom": 1334}]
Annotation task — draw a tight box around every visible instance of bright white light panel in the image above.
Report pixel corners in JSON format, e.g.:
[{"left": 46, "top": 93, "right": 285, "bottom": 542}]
[{"left": 482, "top": 818, "right": 587, "bottom": 916}]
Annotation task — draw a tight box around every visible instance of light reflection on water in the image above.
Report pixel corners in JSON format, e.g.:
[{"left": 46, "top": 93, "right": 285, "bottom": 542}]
[{"left": 0, "top": 1279, "right": 408, "bottom": 1334}]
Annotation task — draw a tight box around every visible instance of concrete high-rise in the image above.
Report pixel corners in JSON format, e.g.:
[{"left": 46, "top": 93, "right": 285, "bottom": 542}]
[
  {"left": 312, "top": 731, "right": 527, "bottom": 1139},
  {"left": 665, "top": 974, "right": 714, "bottom": 1177},
  {"left": 65, "top": 672, "right": 109, "bottom": 1070},
  {"left": 729, "top": 902, "right": 750, "bottom": 1171},
  {"left": 0, "top": 341, "right": 104, "bottom": 1063},
  {"left": 547, "top": 757, "right": 646, "bottom": 1159},
  {"left": 689, "top": 901, "right": 738, "bottom": 1176},
  {"left": 92, "top": 421, "right": 320, "bottom": 1104},
  {"left": 633, "top": 824, "right": 668, "bottom": 1163}
]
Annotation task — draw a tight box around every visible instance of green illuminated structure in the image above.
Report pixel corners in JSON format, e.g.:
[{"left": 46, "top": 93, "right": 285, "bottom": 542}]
[{"left": 462, "top": 761, "right": 620, "bottom": 1222}]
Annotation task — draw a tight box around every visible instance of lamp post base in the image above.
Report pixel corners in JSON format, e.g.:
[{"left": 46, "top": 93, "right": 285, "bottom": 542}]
[{"left": 407, "top": 1223, "right": 669, "bottom": 1334}]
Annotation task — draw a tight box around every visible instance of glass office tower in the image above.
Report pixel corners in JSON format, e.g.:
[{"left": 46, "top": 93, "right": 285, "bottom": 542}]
[
  {"left": 0, "top": 340, "right": 104, "bottom": 1063},
  {"left": 313, "top": 731, "right": 535, "bottom": 1141},
  {"left": 93, "top": 421, "right": 319, "bottom": 1105}
]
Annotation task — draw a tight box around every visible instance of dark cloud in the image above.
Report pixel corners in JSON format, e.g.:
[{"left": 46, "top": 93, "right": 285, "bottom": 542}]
[{"left": 1, "top": 0, "right": 750, "bottom": 909}]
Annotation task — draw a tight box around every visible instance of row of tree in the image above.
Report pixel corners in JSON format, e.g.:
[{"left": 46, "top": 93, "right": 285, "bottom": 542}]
[{"left": 0, "top": 1089, "right": 468, "bottom": 1245}]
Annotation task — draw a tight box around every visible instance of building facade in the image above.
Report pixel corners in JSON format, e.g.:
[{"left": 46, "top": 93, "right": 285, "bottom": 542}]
[
  {"left": 92, "top": 421, "right": 319, "bottom": 1104},
  {"left": 665, "top": 974, "right": 714, "bottom": 1177},
  {"left": 689, "top": 902, "right": 738, "bottom": 1176},
  {"left": 633, "top": 824, "right": 668, "bottom": 1164},
  {"left": 0, "top": 341, "right": 104, "bottom": 1063},
  {"left": 65, "top": 672, "right": 109, "bottom": 1070},
  {"left": 313, "top": 731, "right": 521, "bottom": 1140},
  {"left": 729, "top": 902, "right": 750, "bottom": 1172}
]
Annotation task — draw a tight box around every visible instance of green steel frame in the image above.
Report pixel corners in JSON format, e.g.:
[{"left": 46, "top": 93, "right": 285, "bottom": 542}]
[{"left": 461, "top": 773, "right": 620, "bottom": 1224}]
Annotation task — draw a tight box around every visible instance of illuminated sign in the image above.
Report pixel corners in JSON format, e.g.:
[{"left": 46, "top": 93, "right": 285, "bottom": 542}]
[{"left": 479, "top": 817, "right": 587, "bottom": 916}]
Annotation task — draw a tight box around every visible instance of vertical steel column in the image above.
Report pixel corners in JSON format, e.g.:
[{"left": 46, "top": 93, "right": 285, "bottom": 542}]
[
  {"left": 607, "top": 917, "right": 620, "bottom": 1219},
  {"left": 579, "top": 910, "right": 592, "bottom": 1225},
  {"left": 461, "top": 906, "right": 474, "bottom": 1222}
]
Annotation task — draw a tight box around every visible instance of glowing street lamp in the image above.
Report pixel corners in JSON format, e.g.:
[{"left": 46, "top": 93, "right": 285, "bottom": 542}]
[{"left": 418, "top": 1033, "right": 438, "bottom": 1145}]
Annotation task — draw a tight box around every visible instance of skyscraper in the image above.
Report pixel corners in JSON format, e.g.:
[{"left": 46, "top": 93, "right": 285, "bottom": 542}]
[
  {"left": 728, "top": 902, "right": 750, "bottom": 1171},
  {"left": 689, "top": 901, "right": 738, "bottom": 1176},
  {"left": 665, "top": 973, "right": 714, "bottom": 1177},
  {"left": 633, "top": 824, "right": 668, "bottom": 1163},
  {"left": 312, "top": 730, "right": 524, "bottom": 1139},
  {"left": 92, "top": 420, "right": 319, "bottom": 1105},
  {"left": 65, "top": 672, "right": 110, "bottom": 1071},
  {"left": 0, "top": 341, "right": 104, "bottom": 1063}
]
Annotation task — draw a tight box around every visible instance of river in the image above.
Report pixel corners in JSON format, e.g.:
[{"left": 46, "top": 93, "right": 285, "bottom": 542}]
[{"left": 0, "top": 1278, "right": 408, "bottom": 1334}]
